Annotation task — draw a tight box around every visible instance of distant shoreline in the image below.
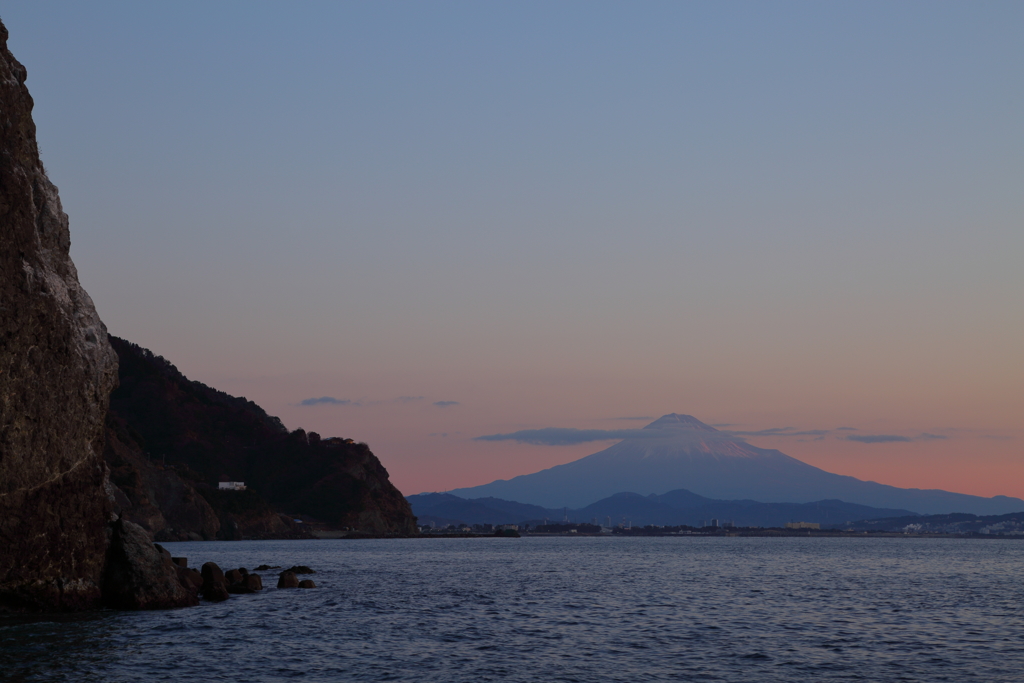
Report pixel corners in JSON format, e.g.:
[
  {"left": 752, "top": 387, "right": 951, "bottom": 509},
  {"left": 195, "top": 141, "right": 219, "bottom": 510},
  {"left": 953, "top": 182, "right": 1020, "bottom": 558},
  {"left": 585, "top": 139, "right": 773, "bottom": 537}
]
[{"left": 293, "top": 530, "right": 1024, "bottom": 540}]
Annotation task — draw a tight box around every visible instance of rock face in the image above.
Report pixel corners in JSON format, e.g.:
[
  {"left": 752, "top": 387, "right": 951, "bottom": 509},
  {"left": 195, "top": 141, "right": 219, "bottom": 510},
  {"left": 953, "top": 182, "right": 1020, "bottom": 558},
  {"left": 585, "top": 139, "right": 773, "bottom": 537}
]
[
  {"left": 0, "top": 21, "right": 119, "bottom": 610},
  {"left": 101, "top": 519, "right": 198, "bottom": 610}
]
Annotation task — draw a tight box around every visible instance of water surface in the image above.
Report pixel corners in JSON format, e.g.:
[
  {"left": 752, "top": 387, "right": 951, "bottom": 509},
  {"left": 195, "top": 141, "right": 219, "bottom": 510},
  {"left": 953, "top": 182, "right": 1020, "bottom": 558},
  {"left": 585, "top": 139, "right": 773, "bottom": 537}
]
[{"left": 3, "top": 537, "right": 1023, "bottom": 682}]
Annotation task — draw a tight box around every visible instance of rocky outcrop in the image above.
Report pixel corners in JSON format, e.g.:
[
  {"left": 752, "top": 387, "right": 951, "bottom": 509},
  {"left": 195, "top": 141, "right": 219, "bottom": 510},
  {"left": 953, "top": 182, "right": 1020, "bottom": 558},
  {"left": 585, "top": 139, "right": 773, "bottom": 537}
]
[
  {"left": 101, "top": 519, "right": 198, "bottom": 610},
  {"left": 0, "top": 20, "right": 118, "bottom": 610},
  {"left": 196, "top": 486, "right": 309, "bottom": 540}
]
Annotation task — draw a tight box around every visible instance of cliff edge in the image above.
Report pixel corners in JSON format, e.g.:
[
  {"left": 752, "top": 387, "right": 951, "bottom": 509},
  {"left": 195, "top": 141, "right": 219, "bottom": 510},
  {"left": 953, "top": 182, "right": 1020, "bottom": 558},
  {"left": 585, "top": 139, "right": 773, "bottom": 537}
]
[
  {"left": 0, "top": 21, "right": 194, "bottom": 612},
  {"left": 0, "top": 20, "right": 118, "bottom": 609}
]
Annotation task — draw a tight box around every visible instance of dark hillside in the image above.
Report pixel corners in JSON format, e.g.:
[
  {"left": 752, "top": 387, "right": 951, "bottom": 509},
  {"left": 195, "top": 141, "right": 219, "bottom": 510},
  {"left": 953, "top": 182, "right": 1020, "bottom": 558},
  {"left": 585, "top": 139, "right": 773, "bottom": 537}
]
[
  {"left": 108, "top": 336, "right": 287, "bottom": 479},
  {"left": 106, "top": 336, "right": 416, "bottom": 535}
]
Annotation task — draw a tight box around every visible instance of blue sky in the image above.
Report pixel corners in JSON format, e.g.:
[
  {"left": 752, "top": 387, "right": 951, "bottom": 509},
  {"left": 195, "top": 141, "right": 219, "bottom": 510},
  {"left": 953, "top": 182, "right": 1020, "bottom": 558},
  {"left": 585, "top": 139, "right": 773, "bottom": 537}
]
[{"left": 3, "top": 2, "right": 1021, "bottom": 496}]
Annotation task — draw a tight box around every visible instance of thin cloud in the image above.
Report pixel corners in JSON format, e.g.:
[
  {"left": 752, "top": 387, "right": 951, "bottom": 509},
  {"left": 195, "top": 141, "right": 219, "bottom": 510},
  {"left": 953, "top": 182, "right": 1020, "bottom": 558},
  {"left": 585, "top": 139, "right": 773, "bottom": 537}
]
[
  {"left": 727, "top": 428, "right": 830, "bottom": 437},
  {"left": 300, "top": 395, "right": 426, "bottom": 407},
  {"left": 945, "top": 428, "right": 1013, "bottom": 440},
  {"left": 433, "top": 401, "right": 459, "bottom": 407},
  {"left": 300, "top": 396, "right": 356, "bottom": 406},
  {"left": 603, "top": 416, "right": 654, "bottom": 421},
  {"left": 836, "top": 427, "right": 858, "bottom": 431},
  {"left": 846, "top": 434, "right": 911, "bottom": 444},
  {"left": 474, "top": 428, "right": 670, "bottom": 446},
  {"left": 480, "top": 423, "right": 840, "bottom": 445},
  {"left": 846, "top": 432, "right": 948, "bottom": 443}
]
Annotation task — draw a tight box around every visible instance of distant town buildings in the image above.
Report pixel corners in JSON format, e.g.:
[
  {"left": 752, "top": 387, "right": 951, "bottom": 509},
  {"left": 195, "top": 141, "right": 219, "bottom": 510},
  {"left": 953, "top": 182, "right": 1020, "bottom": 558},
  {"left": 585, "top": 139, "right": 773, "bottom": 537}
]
[{"left": 785, "top": 522, "right": 820, "bottom": 530}]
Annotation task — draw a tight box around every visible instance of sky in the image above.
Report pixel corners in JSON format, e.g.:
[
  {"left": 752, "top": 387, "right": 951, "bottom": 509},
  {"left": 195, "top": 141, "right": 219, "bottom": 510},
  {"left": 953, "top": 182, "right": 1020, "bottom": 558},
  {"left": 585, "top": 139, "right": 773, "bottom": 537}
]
[{"left": 3, "top": 2, "right": 1021, "bottom": 499}]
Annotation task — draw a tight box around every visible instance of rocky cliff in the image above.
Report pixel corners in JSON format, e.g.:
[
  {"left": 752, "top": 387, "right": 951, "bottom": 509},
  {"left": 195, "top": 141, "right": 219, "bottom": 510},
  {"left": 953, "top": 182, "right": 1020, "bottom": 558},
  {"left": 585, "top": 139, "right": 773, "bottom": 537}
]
[
  {"left": 0, "top": 20, "right": 193, "bottom": 612},
  {"left": 0, "top": 21, "right": 119, "bottom": 610}
]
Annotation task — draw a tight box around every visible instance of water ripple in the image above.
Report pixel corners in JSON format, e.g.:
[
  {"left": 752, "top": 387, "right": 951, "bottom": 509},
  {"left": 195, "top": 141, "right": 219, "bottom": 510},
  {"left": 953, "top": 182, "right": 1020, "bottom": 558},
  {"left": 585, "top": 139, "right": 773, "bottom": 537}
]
[{"left": 2, "top": 537, "right": 1024, "bottom": 682}]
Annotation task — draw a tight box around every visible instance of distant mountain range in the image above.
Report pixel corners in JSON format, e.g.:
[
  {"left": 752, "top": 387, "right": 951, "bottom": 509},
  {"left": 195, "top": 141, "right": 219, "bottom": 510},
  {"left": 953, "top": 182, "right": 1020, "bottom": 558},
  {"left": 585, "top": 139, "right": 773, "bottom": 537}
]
[
  {"left": 448, "top": 414, "right": 1024, "bottom": 516},
  {"left": 408, "top": 490, "right": 917, "bottom": 528}
]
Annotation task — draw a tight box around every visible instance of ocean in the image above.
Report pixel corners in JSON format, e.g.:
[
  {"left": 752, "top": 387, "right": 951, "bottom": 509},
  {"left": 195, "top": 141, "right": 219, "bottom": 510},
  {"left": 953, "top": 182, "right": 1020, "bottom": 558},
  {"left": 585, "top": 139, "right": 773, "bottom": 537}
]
[{"left": 3, "top": 537, "right": 1023, "bottom": 682}]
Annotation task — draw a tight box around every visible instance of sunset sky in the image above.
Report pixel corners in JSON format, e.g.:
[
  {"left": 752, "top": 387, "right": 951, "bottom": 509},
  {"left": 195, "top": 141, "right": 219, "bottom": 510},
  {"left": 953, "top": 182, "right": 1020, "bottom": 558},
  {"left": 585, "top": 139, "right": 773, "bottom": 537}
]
[{"left": 4, "top": 2, "right": 1021, "bottom": 499}]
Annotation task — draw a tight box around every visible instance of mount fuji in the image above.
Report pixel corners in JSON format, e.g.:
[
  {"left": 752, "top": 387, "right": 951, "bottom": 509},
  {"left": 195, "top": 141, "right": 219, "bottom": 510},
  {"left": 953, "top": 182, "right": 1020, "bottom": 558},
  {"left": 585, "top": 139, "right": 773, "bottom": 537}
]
[{"left": 450, "top": 414, "right": 1024, "bottom": 515}]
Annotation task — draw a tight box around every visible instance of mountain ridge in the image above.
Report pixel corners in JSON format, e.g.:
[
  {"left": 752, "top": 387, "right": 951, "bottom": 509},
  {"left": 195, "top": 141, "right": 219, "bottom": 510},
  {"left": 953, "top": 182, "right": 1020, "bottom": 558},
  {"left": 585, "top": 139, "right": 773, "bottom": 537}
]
[
  {"left": 407, "top": 489, "right": 918, "bottom": 529},
  {"left": 449, "top": 414, "right": 1024, "bottom": 515}
]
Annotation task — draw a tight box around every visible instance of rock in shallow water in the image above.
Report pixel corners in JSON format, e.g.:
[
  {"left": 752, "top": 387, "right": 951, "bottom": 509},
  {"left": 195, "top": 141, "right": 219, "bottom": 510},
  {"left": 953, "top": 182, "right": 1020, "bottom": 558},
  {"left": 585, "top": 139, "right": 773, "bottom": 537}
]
[
  {"left": 277, "top": 571, "right": 299, "bottom": 589},
  {"left": 200, "top": 562, "right": 229, "bottom": 602},
  {"left": 101, "top": 519, "right": 198, "bottom": 610}
]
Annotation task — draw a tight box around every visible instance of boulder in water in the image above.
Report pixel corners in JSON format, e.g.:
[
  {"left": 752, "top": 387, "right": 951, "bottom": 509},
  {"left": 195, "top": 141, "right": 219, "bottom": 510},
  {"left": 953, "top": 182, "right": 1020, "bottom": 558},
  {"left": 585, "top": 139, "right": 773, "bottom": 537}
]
[
  {"left": 200, "top": 562, "right": 229, "bottom": 602},
  {"left": 102, "top": 518, "right": 198, "bottom": 610}
]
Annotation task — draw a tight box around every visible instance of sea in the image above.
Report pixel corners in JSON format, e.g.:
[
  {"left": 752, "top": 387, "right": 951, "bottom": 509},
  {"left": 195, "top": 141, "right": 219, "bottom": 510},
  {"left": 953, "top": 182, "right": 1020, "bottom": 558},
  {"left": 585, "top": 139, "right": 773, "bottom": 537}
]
[{"left": 3, "top": 536, "right": 1023, "bottom": 682}]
